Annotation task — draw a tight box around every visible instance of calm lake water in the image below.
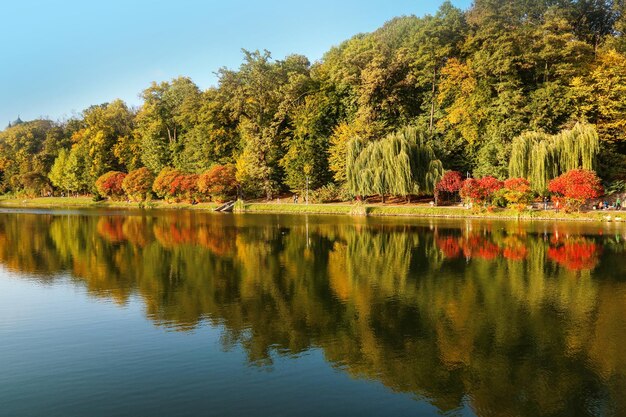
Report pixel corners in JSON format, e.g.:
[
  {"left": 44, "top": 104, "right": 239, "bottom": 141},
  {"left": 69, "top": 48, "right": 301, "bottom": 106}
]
[{"left": 1, "top": 209, "right": 625, "bottom": 417}]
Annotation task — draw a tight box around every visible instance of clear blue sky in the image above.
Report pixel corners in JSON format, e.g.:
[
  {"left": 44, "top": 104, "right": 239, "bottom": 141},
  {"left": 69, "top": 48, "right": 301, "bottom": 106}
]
[{"left": 0, "top": 0, "right": 471, "bottom": 126}]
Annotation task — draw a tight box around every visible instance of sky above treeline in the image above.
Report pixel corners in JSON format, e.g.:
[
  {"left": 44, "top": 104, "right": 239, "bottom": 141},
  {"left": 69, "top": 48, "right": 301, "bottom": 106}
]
[{"left": 0, "top": 0, "right": 472, "bottom": 126}]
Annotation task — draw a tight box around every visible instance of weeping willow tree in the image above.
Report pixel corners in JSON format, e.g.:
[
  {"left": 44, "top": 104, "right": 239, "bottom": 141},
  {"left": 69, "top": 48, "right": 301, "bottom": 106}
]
[
  {"left": 346, "top": 126, "right": 443, "bottom": 201},
  {"left": 509, "top": 123, "right": 600, "bottom": 192},
  {"left": 405, "top": 128, "right": 443, "bottom": 195},
  {"left": 346, "top": 137, "right": 365, "bottom": 197}
]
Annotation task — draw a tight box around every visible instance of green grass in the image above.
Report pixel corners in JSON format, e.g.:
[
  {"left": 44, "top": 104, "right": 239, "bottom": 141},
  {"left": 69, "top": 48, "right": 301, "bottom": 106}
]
[
  {"left": 366, "top": 205, "right": 611, "bottom": 221},
  {"left": 236, "top": 202, "right": 353, "bottom": 215},
  {"left": 0, "top": 196, "right": 219, "bottom": 210},
  {"left": 0, "top": 196, "right": 621, "bottom": 223}
]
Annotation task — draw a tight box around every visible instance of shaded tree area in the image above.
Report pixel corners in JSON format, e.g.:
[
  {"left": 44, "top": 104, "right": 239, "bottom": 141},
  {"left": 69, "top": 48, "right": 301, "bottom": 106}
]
[{"left": 2, "top": 0, "right": 625, "bottom": 198}]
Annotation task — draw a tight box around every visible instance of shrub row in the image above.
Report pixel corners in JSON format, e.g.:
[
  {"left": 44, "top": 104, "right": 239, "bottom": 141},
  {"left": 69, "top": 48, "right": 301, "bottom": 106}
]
[
  {"left": 437, "top": 169, "right": 603, "bottom": 212},
  {"left": 95, "top": 165, "right": 238, "bottom": 203}
]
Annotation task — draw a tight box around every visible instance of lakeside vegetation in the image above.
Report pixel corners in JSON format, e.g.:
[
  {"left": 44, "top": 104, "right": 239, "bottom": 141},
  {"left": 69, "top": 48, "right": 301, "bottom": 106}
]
[
  {"left": 2, "top": 195, "right": 623, "bottom": 223},
  {"left": 2, "top": 1, "right": 626, "bottom": 210}
]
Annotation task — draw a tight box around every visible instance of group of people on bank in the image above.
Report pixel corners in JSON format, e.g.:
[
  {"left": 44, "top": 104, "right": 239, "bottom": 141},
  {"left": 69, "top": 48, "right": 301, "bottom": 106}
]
[{"left": 591, "top": 197, "right": 623, "bottom": 211}]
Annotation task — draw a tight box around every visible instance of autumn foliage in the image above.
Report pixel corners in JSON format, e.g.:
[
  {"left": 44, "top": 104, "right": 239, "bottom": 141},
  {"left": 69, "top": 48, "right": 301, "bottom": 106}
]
[
  {"left": 548, "top": 169, "right": 604, "bottom": 211},
  {"left": 501, "top": 177, "right": 533, "bottom": 210},
  {"left": 460, "top": 176, "right": 504, "bottom": 205},
  {"left": 95, "top": 171, "right": 127, "bottom": 200},
  {"left": 153, "top": 168, "right": 201, "bottom": 203},
  {"left": 197, "top": 164, "right": 238, "bottom": 202},
  {"left": 171, "top": 173, "right": 199, "bottom": 203},
  {"left": 122, "top": 167, "right": 154, "bottom": 201},
  {"left": 435, "top": 171, "right": 464, "bottom": 204},
  {"left": 152, "top": 168, "right": 182, "bottom": 200}
]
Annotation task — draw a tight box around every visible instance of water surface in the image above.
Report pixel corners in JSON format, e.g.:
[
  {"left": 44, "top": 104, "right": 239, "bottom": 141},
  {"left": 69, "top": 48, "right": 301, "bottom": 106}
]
[{"left": 1, "top": 210, "right": 625, "bottom": 416}]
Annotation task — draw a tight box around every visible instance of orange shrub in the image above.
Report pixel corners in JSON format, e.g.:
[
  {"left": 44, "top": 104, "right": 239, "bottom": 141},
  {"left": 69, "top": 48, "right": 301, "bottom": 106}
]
[
  {"left": 153, "top": 168, "right": 199, "bottom": 203},
  {"left": 122, "top": 168, "right": 154, "bottom": 201},
  {"left": 197, "top": 165, "right": 238, "bottom": 202},
  {"left": 95, "top": 171, "right": 127, "bottom": 200},
  {"left": 153, "top": 168, "right": 183, "bottom": 201}
]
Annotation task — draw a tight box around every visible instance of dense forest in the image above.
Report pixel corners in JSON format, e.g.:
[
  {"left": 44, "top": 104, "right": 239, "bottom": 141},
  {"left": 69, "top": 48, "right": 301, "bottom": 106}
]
[{"left": 1, "top": 0, "right": 625, "bottom": 200}]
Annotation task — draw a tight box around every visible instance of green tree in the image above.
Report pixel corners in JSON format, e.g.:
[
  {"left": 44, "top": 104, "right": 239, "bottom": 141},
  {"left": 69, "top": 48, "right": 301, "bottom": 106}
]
[
  {"left": 509, "top": 123, "right": 600, "bottom": 191},
  {"left": 346, "top": 126, "right": 442, "bottom": 200},
  {"left": 48, "top": 148, "right": 70, "bottom": 193},
  {"left": 135, "top": 77, "right": 202, "bottom": 173}
]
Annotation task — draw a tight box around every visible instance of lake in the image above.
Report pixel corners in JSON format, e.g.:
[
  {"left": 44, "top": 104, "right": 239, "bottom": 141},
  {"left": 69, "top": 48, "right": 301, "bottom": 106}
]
[{"left": 0, "top": 209, "right": 625, "bottom": 417}]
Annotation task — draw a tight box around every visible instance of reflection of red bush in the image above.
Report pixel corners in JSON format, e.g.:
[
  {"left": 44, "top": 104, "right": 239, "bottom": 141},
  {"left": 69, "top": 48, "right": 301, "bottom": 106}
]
[
  {"left": 461, "top": 235, "right": 501, "bottom": 260},
  {"left": 548, "top": 241, "right": 601, "bottom": 271},
  {"left": 436, "top": 236, "right": 462, "bottom": 258},
  {"left": 152, "top": 222, "right": 236, "bottom": 257},
  {"left": 474, "top": 240, "right": 500, "bottom": 260},
  {"left": 437, "top": 234, "right": 502, "bottom": 260},
  {"left": 197, "top": 228, "right": 236, "bottom": 257},
  {"left": 503, "top": 245, "right": 528, "bottom": 261},
  {"left": 97, "top": 218, "right": 126, "bottom": 243}
]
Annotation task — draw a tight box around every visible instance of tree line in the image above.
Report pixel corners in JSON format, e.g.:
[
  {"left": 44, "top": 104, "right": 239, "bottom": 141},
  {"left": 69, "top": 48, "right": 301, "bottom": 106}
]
[{"left": 1, "top": 0, "right": 625, "bottom": 200}]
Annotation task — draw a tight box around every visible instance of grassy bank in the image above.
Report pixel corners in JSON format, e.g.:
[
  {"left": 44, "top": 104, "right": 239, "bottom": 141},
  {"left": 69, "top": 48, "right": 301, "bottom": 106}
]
[
  {"left": 0, "top": 196, "right": 219, "bottom": 211},
  {"left": 235, "top": 201, "right": 621, "bottom": 222},
  {"left": 1, "top": 196, "right": 623, "bottom": 222}
]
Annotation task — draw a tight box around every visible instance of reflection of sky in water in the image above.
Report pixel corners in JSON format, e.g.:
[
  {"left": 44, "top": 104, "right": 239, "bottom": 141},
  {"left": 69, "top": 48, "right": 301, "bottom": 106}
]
[
  {"left": 0, "top": 273, "right": 442, "bottom": 417},
  {"left": 0, "top": 211, "right": 625, "bottom": 417}
]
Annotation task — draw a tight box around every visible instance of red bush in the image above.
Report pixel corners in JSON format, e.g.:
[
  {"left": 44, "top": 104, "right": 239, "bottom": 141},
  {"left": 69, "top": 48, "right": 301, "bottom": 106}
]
[
  {"left": 95, "top": 171, "right": 127, "bottom": 200},
  {"left": 171, "top": 173, "right": 199, "bottom": 203},
  {"left": 435, "top": 171, "right": 464, "bottom": 204},
  {"left": 502, "top": 177, "right": 533, "bottom": 209},
  {"left": 197, "top": 165, "right": 238, "bottom": 202},
  {"left": 460, "top": 176, "right": 504, "bottom": 204},
  {"left": 548, "top": 169, "right": 603, "bottom": 211}
]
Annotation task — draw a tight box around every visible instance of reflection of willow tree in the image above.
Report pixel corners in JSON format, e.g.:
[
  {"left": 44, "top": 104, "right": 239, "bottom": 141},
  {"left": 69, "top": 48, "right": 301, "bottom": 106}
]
[{"left": 0, "top": 212, "right": 626, "bottom": 415}]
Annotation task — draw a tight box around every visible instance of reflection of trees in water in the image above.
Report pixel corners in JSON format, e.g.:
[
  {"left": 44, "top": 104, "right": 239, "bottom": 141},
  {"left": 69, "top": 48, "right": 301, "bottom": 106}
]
[
  {"left": 547, "top": 239, "right": 601, "bottom": 271},
  {"left": 0, "top": 212, "right": 625, "bottom": 416},
  {"left": 434, "top": 225, "right": 605, "bottom": 270}
]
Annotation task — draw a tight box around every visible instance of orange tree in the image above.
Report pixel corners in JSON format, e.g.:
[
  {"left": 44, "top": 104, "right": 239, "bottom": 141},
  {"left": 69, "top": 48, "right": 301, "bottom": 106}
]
[
  {"left": 502, "top": 178, "right": 533, "bottom": 211},
  {"left": 171, "top": 173, "right": 199, "bottom": 203},
  {"left": 95, "top": 171, "right": 127, "bottom": 200},
  {"left": 548, "top": 169, "right": 603, "bottom": 212},
  {"left": 153, "top": 168, "right": 183, "bottom": 202},
  {"left": 122, "top": 167, "right": 154, "bottom": 201},
  {"left": 153, "top": 168, "right": 199, "bottom": 203},
  {"left": 197, "top": 165, "right": 238, "bottom": 202}
]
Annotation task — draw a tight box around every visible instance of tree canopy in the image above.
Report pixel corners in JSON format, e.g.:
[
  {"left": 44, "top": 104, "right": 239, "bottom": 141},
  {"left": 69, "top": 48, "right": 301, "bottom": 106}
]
[{"left": 2, "top": 0, "right": 625, "bottom": 197}]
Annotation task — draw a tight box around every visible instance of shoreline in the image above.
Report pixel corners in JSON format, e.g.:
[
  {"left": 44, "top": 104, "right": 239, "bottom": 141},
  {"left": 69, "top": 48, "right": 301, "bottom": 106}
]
[{"left": 0, "top": 196, "right": 624, "bottom": 223}]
